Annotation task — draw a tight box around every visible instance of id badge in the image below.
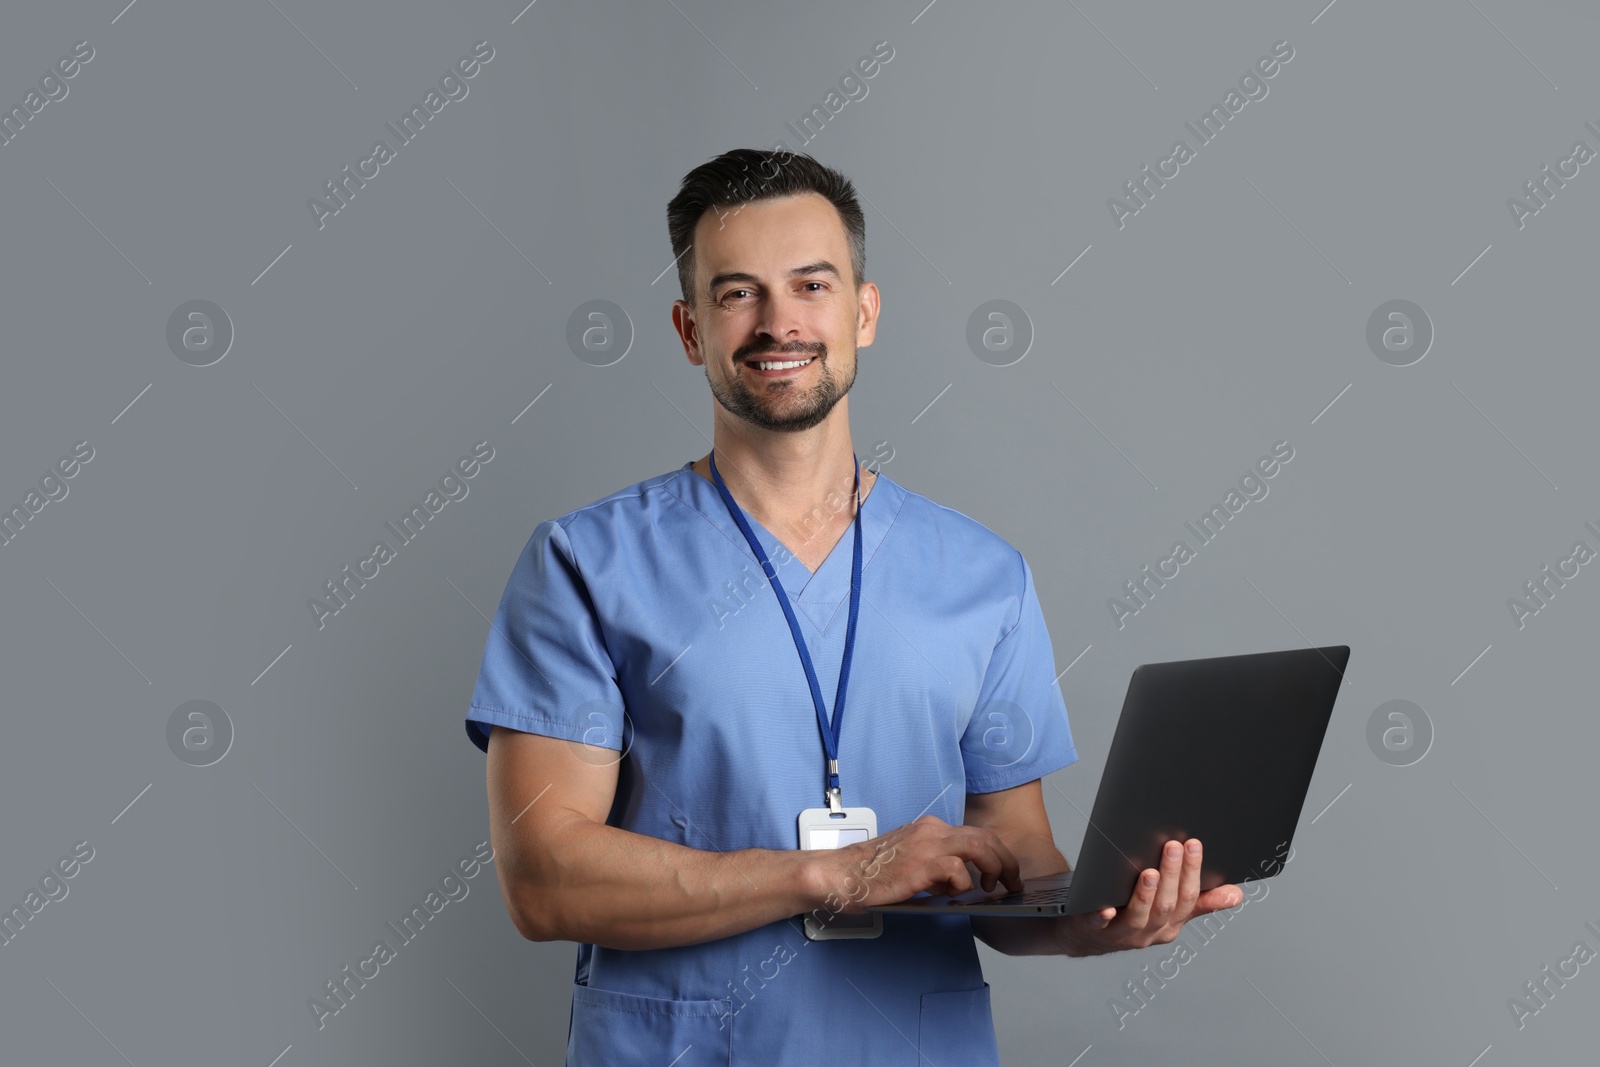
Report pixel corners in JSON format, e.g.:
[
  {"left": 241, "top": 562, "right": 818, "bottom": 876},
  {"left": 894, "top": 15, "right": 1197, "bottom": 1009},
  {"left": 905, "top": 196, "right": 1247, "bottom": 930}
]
[{"left": 797, "top": 806, "right": 883, "bottom": 940}]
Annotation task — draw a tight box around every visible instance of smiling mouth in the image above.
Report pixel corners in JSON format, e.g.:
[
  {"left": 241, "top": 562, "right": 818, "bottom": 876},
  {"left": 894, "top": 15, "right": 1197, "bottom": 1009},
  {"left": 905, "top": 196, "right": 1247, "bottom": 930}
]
[{"left": 746, "top": 356, "right": 815, "bottom": 371}]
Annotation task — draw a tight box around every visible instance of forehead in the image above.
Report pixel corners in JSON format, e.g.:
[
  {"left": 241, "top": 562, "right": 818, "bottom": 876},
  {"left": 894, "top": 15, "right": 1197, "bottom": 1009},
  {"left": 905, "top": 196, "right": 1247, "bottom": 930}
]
[{"left": 692, "top": 192, "right": 851, "bottom": 284}]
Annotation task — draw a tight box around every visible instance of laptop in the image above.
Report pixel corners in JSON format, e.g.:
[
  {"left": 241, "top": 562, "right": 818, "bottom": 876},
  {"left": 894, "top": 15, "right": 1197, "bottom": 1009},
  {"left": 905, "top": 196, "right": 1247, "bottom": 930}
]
[{"left": 869, "top": 644, "right": 1351, "bottom": 918}]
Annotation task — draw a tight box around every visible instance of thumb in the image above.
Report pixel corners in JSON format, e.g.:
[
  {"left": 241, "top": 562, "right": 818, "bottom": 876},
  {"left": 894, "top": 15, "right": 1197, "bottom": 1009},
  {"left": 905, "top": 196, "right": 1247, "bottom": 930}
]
[{"left": 1196, "top": 885, "right": 1243, "bottom": 912}]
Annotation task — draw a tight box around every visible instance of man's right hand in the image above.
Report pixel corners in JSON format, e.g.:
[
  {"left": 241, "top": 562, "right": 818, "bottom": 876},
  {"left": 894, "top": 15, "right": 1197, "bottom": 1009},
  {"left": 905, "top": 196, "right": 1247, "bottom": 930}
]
[
  {"left": 808, "top": 814, "right": 1023, "bottom": 915},
  {"left": 490, "top": 729, "right": 1022, "bottom": 949}
]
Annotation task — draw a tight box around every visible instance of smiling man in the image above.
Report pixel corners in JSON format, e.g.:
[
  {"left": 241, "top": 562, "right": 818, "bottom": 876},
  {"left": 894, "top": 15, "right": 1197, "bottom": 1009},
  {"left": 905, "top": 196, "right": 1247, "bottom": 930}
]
[{"left": 465, "top": 148, "right": 1242, "bottom": 1066}]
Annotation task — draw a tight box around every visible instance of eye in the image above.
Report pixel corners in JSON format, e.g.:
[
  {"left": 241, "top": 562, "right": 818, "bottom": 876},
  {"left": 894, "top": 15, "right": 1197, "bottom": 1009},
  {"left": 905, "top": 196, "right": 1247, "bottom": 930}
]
[
  {"left": 721, "top": 288, "right": 753, "bottom": 303},
  {"left": 802, "top": 282, "right": 826, "bottom": 292}
]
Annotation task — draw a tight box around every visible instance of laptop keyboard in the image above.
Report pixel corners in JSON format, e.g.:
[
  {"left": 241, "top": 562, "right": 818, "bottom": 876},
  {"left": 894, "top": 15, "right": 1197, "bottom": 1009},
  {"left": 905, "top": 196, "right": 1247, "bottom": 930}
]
[
  {"left": 1000, "top": 887, "right": 1071, "bottom": 905},
  {"left": 984, "top": 878, "right": 1074, "bottom": 906}
]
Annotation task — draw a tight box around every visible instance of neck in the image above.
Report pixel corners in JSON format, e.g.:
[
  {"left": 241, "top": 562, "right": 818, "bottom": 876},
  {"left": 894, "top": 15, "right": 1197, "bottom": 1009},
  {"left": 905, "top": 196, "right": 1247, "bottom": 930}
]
[{"left": 693, "top": 403, "right": 875, "bottom": 536}]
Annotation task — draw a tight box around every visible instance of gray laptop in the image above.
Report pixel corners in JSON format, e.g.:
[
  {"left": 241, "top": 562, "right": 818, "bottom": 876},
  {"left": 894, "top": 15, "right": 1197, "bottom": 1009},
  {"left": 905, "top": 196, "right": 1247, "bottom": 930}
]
[{"left": 869, "top": 644, "right": 1351, "bottom": 918}]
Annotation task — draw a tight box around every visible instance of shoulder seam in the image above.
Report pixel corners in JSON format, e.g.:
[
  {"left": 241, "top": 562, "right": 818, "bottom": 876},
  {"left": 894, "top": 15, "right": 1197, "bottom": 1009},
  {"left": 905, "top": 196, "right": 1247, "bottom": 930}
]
[
  {"left": 542, "top": 517, "right": 622, "bottom": 679},
  {"left": 659, "top": 470, "right": 769, "bottom": 561},
  {"left": 552, "top": 475, "right": 664, "bottom": 525},
  {"left": 996, "top": 547, "right": 1028, "bottom": 647}
]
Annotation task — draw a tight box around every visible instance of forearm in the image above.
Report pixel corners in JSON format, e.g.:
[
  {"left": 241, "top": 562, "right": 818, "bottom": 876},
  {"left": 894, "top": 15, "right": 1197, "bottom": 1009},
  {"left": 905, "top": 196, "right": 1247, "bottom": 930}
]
[
  {"left": 971, "top": 913, "right": 1080, "bottom": 956},
  {"left": 969, "top": 834, "right": 1080, "bottom": 957},
  {"left": 503, "top": 816, "right": 828, "bottom": 951}
]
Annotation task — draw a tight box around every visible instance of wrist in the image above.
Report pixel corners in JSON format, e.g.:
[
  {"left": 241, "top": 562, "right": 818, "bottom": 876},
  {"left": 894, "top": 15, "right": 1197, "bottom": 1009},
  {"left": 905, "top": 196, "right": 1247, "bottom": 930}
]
[
  {"left": 796, "top": 848, "right": 846, "bottom": 912},
  {"left": 1053, "top": 915, "right": 1089, "bottom": 957}
]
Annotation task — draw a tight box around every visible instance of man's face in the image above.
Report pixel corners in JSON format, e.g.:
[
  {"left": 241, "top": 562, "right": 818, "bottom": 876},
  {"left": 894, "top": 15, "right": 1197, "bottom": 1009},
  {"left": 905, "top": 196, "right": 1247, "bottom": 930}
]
[{"left": 672, "top": 192, "right": 879, "bottom": 433}]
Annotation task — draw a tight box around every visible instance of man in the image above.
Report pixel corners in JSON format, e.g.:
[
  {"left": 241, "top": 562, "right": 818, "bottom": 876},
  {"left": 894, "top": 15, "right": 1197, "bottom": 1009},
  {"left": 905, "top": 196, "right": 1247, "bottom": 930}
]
[{"left": 465, "top": 148, "right": 1243, "bottom": 1065}]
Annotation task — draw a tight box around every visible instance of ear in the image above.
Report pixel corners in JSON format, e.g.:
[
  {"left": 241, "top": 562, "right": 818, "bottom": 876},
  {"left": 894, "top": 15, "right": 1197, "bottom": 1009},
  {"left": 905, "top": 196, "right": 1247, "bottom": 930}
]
[
  {"left": 671, "top": 300, "right": 704, "bottom": 366},
  {"left": 854, "top": 281, "right": 880, "bottom": 350}
]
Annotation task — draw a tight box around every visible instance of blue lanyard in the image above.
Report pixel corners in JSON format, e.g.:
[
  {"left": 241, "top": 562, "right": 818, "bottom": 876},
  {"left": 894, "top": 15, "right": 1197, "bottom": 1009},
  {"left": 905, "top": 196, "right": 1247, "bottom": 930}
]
[{"left": 708, "top": 451, "right": 863, "bottom": 812}]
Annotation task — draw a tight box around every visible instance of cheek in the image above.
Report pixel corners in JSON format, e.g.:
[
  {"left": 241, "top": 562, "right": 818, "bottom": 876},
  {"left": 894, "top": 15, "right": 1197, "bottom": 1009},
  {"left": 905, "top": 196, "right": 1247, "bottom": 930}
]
[
  {"left": 823, "top": 305, "right": 859, "bottom": 346},
  {"left": 695, "top": 319, "right": 739, "bottom": 365}
]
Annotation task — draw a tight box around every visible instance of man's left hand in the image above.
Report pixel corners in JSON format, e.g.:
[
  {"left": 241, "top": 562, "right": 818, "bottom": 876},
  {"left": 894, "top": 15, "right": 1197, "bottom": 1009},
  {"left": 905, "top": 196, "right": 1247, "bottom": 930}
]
[{"left": 1059, "top": 838, "right": 1242, "bottom": 957}]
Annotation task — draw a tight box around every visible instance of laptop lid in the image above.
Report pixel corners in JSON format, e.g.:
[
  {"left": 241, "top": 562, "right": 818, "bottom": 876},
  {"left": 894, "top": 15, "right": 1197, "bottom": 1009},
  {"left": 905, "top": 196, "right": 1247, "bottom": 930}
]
[{"left": 870, "top": 644, "right": 1350, "bottom": 917}]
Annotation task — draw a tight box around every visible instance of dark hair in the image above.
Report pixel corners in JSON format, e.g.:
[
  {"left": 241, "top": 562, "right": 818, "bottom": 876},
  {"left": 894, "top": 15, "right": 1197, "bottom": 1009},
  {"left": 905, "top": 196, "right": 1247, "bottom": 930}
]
[{"left": 666, "top": 148, "right": 866, "bottom": 305}]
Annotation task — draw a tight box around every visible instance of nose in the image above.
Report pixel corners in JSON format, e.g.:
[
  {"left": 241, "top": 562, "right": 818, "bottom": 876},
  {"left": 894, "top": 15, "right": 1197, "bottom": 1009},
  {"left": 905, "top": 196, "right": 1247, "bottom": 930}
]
[{"left": 752, "top": 289, "right": 808, "bottom": 347}]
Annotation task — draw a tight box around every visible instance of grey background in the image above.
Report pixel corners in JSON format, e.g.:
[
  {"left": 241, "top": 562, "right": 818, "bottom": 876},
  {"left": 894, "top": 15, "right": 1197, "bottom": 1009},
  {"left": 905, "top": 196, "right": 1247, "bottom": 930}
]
[{"left": 1, "top": 0, "right": 1595, "bottom": 1063}]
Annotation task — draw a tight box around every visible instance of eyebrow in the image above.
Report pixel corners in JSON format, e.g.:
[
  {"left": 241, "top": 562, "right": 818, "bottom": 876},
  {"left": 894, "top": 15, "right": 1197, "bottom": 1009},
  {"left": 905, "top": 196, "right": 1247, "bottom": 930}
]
[{"left": 705, "top": 261, "right": 842, "bottom": 298}]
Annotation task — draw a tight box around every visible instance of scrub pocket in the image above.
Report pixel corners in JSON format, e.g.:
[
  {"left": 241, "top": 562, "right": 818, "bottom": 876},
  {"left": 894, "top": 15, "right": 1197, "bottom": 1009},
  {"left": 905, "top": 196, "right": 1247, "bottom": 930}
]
[
  {"left": 919, "top": 983, "right": 1000, "bottom": 1067},
  {"left": 567, "top": 982, "right": 732, "bottom": 1067}
]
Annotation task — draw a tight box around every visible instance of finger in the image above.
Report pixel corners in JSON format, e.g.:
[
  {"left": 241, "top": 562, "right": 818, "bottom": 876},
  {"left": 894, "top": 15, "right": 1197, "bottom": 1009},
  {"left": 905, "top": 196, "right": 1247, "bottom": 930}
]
[
  {"left": 958, "top": 841, "right": 998, "bottom": 894},
  {"left": 1174, "top": 838, "right": 1203, "bottom": 921},
  {"left": 1150, "top": 840, "right": 1185, "bottom": 928},
  {"left": 966, "top": 831, "right": 1022, "bottom": 893},
  {"left": 1120, "top": 867, "right": 1159, "bottom": 928},
  {"left": 931, "top": 855, "right": 973, "bottom": 897},
  {"left": 995, "top": 838, "right": 1023, "bottom": 892},
  {"left": 962, "top": 860, "right": 1005, "bottom": 898},
  {"left": 944, "top": 829, "right": 1016, "bottom": 894}
]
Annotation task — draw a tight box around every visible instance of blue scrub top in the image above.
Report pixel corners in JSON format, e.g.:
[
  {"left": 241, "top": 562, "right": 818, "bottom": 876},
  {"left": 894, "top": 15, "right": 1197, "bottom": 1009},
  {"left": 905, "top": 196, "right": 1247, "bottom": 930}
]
[{"left": 466, "top": 460, "right": 1078, "bottom": 1067}]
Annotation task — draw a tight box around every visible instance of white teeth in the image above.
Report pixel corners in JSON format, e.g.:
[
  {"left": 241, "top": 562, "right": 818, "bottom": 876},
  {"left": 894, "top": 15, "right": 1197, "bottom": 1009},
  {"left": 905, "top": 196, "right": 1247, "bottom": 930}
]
[{"left": 752, "top": 357, "right": 813, "bottom": 370}]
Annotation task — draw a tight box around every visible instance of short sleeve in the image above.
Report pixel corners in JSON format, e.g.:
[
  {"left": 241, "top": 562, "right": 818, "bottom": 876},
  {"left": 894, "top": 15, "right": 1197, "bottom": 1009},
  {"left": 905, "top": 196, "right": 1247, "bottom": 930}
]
[
  {"left": 960, "top": 552, "right": 1079, "bottom": 793},
  {"left": 464, "top": 518, "right": 626, "bottom": 754}
]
